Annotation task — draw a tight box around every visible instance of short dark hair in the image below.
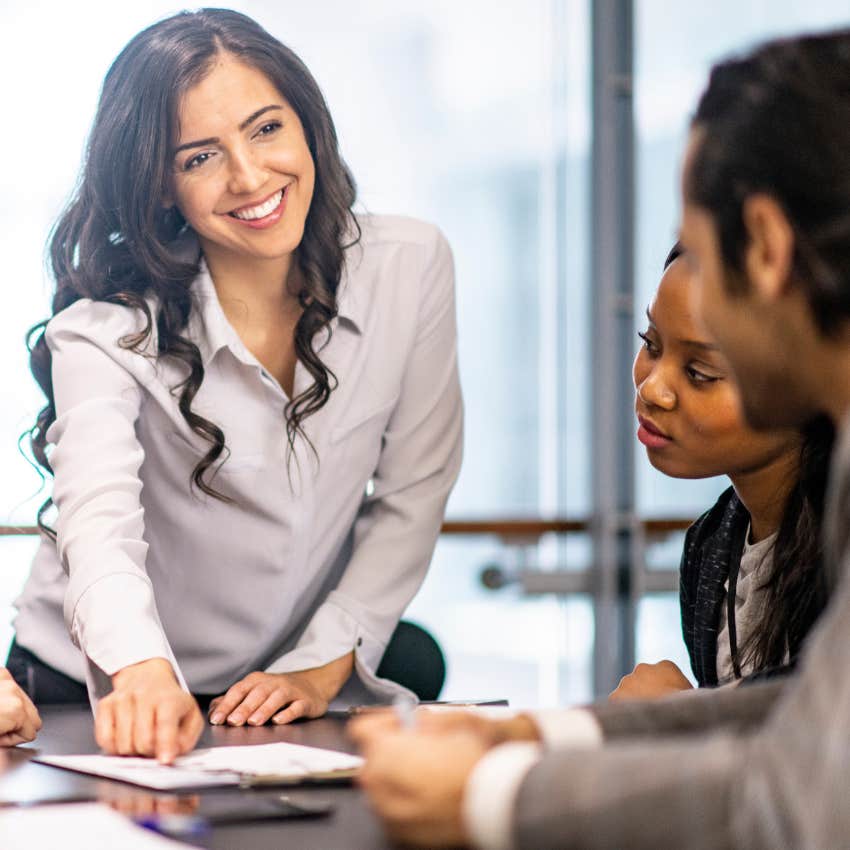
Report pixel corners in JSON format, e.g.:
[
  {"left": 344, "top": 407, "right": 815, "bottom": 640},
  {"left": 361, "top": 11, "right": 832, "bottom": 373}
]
[{"left": 686, "top": 28, "right": 850, "bottom": 334}]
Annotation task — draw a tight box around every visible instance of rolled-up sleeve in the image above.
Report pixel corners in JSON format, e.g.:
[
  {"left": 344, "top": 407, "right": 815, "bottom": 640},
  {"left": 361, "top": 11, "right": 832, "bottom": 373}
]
[
  {"left": 266, "top": 228, "right": 463, "bottom": 695},
  {"left": 47, "top": 302, "right": 184, "bottom": 699}
]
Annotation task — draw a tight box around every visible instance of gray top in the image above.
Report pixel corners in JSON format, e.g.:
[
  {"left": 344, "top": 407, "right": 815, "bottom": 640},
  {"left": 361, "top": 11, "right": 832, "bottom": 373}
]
[{"left": 715, "top": 528, "right": 779, "bottom": 682}]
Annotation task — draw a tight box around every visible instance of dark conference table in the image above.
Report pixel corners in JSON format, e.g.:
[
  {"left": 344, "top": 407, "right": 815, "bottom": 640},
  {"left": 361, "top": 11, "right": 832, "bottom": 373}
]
[{"left": 0, "top": 705, "right": 395, "bottom": 849}]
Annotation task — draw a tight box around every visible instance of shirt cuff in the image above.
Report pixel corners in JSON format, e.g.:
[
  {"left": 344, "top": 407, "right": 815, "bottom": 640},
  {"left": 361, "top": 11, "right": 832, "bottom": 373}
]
[
  {"left": 462, "top": 742, "right": 542, "bottom": 850},
  {"left": 70, "top": 573, "right": 186, "bottom": 700},
  {"left": 264, "top": 596, "right": 408, "bottom": 703},
  {"left": 531, "top": 707, "right": 604, "bottom": 749}
]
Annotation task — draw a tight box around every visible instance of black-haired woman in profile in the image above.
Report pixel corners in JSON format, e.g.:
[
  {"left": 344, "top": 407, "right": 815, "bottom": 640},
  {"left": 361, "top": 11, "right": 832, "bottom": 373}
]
[
  {"left": 6, "top": 9, "right": 462, "bottom": 762},
  {"left": 611, "top": 243, "right": 831, "bottom": 699},
  {"left": 395, "top": 243, "right": 834, "bottom": 753}
]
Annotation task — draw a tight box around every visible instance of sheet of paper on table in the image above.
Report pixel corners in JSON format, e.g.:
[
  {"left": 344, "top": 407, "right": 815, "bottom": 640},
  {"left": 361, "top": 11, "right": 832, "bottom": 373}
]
[
  {"left": 35, "top": 741, "right": 364, "bottom": 791},
  {"left": 0, "top": 803, "right": 186, "bottom": 850}
]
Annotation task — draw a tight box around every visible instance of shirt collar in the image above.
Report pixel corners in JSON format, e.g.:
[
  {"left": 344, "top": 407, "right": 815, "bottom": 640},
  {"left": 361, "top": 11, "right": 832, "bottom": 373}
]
[
  {"left": 190, "top": 261, "right": 255, "bottom": 367},
  {"left": 334, "top": 239, "right": 366, "bottom": 333},
  {"left": 187, "top": 234, "right": 366, "bottom": 367}
]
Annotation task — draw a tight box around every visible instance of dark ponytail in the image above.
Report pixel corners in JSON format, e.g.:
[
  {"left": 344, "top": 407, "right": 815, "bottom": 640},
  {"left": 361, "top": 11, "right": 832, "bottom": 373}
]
[{"left": 740, "top": 415, "right": 833, "bottom": 671}]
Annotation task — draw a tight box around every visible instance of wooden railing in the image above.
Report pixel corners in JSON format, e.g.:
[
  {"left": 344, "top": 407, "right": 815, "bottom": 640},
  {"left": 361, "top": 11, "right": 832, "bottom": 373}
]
[
  {"left": 441, "top": 518, "right": 692, "bottom": 537},
  {"left": 2, "top": 518, "right": 694, "bottom": 539}
]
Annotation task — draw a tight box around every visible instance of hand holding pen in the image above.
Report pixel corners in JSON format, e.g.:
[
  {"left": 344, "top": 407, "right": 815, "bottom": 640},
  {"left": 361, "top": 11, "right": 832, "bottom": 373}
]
[
  {"left": 350, "top": 699, "right": 496, "bottom": 849},
  {"left": 349, "top": 696, "right": 538, "bottom": 750},
  {"left": 392, "top": 694, "right": 418, "bottom": 729}
]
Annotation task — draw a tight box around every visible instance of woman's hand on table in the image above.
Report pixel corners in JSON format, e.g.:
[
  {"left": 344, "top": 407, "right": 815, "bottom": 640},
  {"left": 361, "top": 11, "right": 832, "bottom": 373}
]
[
  {"left": 0, "top": 667, "right": 42, "bottom": 746},
  {"left": 609, "top": 659, "right": 694, "bottom": 702},
  {"left": 97, "top": 657, "right": 203, "bottom": 764},
  {"left": 209, "top": 651, "right": 354, "bottom": 727}
]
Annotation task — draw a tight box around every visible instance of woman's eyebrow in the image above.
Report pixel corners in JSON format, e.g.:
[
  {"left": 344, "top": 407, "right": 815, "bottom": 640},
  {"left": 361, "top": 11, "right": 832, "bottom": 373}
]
[
  {"left": 645, "top": 307, "right": 719, "bottom": 351},
  {"left": 679, "top": 338, "right": 720, "bottom": 352},
  {"left": 173, "top": 104, "right": 283, "bottom": 155}
]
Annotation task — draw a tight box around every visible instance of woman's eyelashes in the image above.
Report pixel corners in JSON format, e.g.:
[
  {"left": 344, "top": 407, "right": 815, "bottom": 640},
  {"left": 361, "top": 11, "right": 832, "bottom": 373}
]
[
  {"left": 637, "top": 331, "right": 721, "bottom": 386},
  {"left": 183, "top": 150, "right": 216, "bottom": 171},
  {"left": 178, "top": 121, "right": 282, "bottom": 171},
  {"left": 637, "top": 330, "right": 659, "bottom": 356},
  {"left": 254, "top": 120, "right": 282, "bottom": 138},
  {"left": 685, "top": 364, "right": 720, "bottom": 385}
]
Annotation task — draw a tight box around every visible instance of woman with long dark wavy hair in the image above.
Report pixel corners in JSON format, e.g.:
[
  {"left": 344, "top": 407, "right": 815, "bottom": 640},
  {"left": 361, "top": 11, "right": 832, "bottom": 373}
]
[{"left": 6, "top": 8, "right": 462, "bottom": 762}]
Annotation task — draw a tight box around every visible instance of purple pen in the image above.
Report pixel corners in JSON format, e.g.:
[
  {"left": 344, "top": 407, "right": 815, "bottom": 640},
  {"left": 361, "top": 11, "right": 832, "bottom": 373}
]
[{"left": 135, "top": 813, "right": 211, "bottom": 838}]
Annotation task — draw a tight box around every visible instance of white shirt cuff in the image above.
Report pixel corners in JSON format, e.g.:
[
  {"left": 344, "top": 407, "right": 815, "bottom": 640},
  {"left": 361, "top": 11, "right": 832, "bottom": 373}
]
[
  {"left": 71, "top": 573, "right": 186, "bottom": 700},
  {"left": 532, "top": 707, "right": 604, "bottom": 749},
  {"left": 462, "top": 742, "right": 542, "bottom": 850},
  {"left": 264, "top": 598, "right": 409, "bottom": 704},
  {"left": 265, "top": 598, "right": 365, "bottom": 674}
]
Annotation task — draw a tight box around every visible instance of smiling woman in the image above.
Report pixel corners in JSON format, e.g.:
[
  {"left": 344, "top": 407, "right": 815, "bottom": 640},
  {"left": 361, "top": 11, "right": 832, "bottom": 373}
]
[
  {"left": 7, "top": 8, "right": 462, "bottom": 763},
  {"left": 170, "top": 62, "right": 316, "bottom": 269}
]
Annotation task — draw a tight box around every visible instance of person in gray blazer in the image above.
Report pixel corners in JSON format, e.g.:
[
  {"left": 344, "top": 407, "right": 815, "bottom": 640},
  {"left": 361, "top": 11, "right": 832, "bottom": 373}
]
[{"left": 352, "top": 27, "right": 850, "bottom": 850}]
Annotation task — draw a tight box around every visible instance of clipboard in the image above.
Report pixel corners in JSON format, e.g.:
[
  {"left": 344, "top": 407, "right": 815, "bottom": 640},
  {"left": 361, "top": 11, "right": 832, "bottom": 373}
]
[{"left": 34, "top": 742, "right": 363, "bottom": 791}]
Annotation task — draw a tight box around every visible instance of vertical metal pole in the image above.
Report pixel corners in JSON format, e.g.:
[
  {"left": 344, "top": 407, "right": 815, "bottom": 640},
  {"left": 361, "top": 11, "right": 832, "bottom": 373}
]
[{"left": 590, "top": 0, "right": 635, "bottom": 696}]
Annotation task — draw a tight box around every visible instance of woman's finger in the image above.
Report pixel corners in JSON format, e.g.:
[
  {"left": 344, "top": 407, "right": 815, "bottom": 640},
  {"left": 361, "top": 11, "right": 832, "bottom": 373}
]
[
  {"left": 133, "top": 700, "right": 157, "bottom": 756},
  {"left": 18, "top": 690, "right": 42, "bottom": 737},
  {"left": 247, "top": 689, "right": 294, "bottom": 726},
  {"left": 94, "top": 700, "right": 116, "bottom": 754},
  {"left": 177, "top": 700, "right": 204, "bottom": 754},
  {"left": 209, "top": 679, "right": 254, "bottom": 725},
  {"left": 113, "top": 694, "right": 137, "bottom": 755},
  {"left": 0, "top": 731, "right": 28, "bottom": 746},
  {"left": 154, "top": 701, "right": 184, "bottom": 764},
  {"left": 272, "top": 699, "right": 310, "bottom": 725},
  {"left": 225, "top": 684, "right": 275, "bottom": 726}
]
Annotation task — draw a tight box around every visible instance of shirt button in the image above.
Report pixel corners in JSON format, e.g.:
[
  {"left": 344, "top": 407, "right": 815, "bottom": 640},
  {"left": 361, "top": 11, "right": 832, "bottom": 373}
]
[{"left": 356, "top": 637, "right": 363, "bottom": 647}]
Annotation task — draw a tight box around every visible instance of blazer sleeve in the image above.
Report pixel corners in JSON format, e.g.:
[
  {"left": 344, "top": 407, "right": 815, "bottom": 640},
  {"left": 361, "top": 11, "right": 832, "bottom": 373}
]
[
  {"left": 509, "top": 523, "right": 850, "bottom": 849},
  {"left": 513, "top": 733, "right": 744, "bottom": 849},
  {"left": 588, "top": 677, "right": 786, "bottom": 739}
]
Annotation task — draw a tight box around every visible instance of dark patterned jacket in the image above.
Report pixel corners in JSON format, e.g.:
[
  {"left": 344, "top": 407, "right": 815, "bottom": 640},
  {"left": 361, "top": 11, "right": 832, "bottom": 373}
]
[
  {"left": 679, "top": 484, "right": 809, "bottom": 686},
  {"left": 679, "top": 487, "right": 749, "bottom": 687}
]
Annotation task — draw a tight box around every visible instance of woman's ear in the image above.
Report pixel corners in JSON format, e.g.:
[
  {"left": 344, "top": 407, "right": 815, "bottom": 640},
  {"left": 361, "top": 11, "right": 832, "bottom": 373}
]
[{"left": 742, "top": 194, "right": 795, "bottom": 303}]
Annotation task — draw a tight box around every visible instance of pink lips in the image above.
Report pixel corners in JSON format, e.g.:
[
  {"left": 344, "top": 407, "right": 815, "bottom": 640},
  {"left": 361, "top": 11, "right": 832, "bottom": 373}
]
[{"left": 636, "top": 415, "right": 673, "bottom": 449}]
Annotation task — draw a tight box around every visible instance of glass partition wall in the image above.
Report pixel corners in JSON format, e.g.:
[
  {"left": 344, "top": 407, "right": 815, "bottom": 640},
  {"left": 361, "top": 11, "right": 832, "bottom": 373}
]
[{"left": 1, "top": 0, "right": 848, "bottom": 706}]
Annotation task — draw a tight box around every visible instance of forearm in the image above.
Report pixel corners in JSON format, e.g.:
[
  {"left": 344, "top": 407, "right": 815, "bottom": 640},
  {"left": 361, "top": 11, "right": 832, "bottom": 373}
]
[
  {"left": 587, "top": 678, "right": 785, "bottom": 739},
  {"left": 289, "top": 651, "right": 355, "bottom": 702}
]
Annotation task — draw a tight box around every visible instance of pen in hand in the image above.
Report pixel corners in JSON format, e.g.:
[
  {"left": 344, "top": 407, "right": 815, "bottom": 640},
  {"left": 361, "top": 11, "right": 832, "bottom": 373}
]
[{"left": 392, "top": 693, "right": 418, "bottom": 730}]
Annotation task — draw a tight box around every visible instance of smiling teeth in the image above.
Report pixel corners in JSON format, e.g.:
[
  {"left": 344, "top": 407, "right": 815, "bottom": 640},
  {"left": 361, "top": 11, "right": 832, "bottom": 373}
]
[{"left": 232, "top": 189, "right": 283, "bottom": 220}]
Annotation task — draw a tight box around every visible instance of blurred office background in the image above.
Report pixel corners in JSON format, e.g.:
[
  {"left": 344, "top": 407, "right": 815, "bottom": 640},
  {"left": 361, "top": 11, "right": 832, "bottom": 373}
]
[{"left": 1, "top": 0, "right": 848, "bottom": 705}]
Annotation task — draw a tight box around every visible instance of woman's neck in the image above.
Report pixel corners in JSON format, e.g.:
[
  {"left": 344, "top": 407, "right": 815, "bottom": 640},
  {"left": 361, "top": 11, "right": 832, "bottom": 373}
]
[
  {"left": 729, "top": 447, "right": 800, "bottom": 543},
  {"left": 204, "top": 250, "right": 299, "bottom": 323}
]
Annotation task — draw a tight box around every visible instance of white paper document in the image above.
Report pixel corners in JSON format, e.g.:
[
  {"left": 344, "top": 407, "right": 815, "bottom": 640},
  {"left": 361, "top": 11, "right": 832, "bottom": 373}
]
[
  {"left": 0, "top": 803, "right": 186, "bottom": 850},
  {"left": 35, "top": 741, "right": 364, "bottom": 791}
]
